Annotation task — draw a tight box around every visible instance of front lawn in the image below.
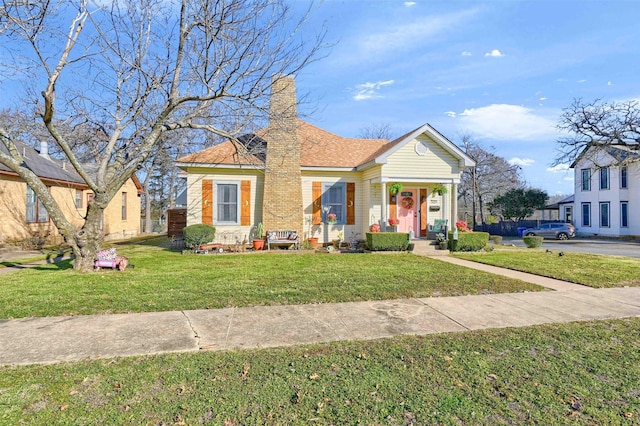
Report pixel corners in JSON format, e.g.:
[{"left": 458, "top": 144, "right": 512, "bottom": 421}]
[
  {"left": 0, "top": 240, "right": 541, "bottom": 319},
  {"left": 454, "top": 247, "right": 640, "bottom": 288},
  {"left": 1, "top": 318, "right": 638, "bottom": 424}
]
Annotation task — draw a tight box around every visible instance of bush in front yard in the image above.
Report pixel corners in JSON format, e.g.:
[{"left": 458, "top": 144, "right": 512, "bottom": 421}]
[
  {"left": 523, "top": 236, "right": 544, "bottom": 248},
  {"left": 366, "top": 232, "right": 409, "bottom": 251},
  {"left": 183, "top": 224, "right": 216, "bottom": 248},
  {"left": 448, "top": 231, "right": 489, "bottom": 252}
]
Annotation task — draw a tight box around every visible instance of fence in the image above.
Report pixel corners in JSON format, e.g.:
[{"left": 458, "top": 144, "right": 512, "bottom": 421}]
[{"left": 474, "top": 220, "right": 567, "bottom": 236}]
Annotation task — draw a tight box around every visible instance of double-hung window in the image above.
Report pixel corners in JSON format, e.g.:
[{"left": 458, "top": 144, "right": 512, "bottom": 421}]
[
  {"left": 581, "top": 202, "right": 591, "bottom": 227},
  {"left": 621, "top": 202, "right": 629, "bottom": 228},
  {"left": 121, "top": 192, "right": 127, "bottom": 220},
  {"left": 599, "top": 202, "right": 610, "bottom": 227},
  {"left": 216, "top": 183, "right": 238, "bottom": 224},
  {"left": 599, "top": 167, "right": 609, "bottom": 190},
  {"left": 581, "top": 169, "right": 591, "bottom": 191},
  {"left": 620, "top": 166, "right": 628, "bottom": 189},
  {"left": 26, "top": 186, "right": 49, "bottom": 223},
  {"left": 323, "top": 182, "right": 345, "bottom": 223}
]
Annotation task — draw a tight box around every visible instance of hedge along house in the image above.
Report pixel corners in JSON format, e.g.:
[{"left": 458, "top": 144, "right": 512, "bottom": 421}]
[
  {"left": 176, "top": 76, "right": 475, "bottom": 245},
  {"left": 0, "top": 141, "right": 143, "bottom": 246}
]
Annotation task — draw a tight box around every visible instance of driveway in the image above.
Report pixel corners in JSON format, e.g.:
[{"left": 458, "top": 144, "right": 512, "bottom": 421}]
[{"left": 504, "top": 237, "right": 640, "bottom": 258}]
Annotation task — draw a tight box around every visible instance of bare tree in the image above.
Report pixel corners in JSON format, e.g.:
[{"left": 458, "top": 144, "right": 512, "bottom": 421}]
[
  {"left": 0, "top": 0, "right": 325, "bottom": 271},
  {"left": 458, "top": 135, "right": 524, "bottom": 226},
  {"left": 555, "top": 98, "right": 640, "bottom": 166},
  {"left": 357, "top": 122, "right": 395, "bottom": 140}
]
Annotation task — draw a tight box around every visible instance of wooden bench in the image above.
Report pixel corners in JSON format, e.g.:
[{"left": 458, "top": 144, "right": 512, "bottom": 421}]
[{"left": 266, "top": 230, "right": 300, "bottom": 250}]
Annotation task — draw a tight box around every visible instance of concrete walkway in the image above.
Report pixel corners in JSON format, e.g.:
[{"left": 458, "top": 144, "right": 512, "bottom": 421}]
[{"left": 1, "top": 255, "right": 639, "bottom": 366}]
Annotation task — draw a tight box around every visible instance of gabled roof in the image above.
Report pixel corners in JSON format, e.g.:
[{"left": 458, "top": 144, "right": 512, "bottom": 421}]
[
  {"left": 545, "top": 194, "right": 574, "bottom": 209},
  {"left": 177, "top": 120, "right": 474, "bottom": 170},
  {"left": 358, "top": 123, "right": 475, "bottom": 169},
  {"left": 570, "top": 142, "right": 640, "bottom": 168}
]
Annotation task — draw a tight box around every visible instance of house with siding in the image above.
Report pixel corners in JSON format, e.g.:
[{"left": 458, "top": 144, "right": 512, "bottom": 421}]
[
  {"left": 570, "top": 144, "right": 640, "bottom": 237},
  {"left": 0, "top": 141, "right": 142, "bottom": 245},
  {"left": 176, "top": 76, "right": 475, "bottom": 245}
]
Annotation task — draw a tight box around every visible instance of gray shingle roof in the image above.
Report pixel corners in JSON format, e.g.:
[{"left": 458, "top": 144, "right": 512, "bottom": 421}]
[{"left": 0, "top": 142, "right": 85, "bottom": 185}]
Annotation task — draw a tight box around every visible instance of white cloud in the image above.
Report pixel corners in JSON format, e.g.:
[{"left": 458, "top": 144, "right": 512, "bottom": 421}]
[
  {"left": 353, "top": 80, "right": 395, "bottom": 101},
  {"left": 457, "top": 104, "right": 557, "bottom": 141},
  {"left": 484, "top": 49, "right": 505, "bottom": 57},
  {"left": 509, "top": 157, "right": 535, "bottom": 167},
  {"left": 607, "top": 81, "right": 613, "bottom": 86},
  {"left": 445, "top": 111, "right": 457, "bottom": 118},
  {"left": 404, "top": 2, "right": 417, "bottom": 6},
  {"left": 354, "top": 9, "right": 478, "bottom": 59},
  {"left": 577, "top": 79, "right": 587, "bottom": 83},
  {"left": 563, "top": 176, "right": 574, "bottom": 182},
  {"left": 461, "top": 51, "right": 472, "bottom": 56},
  {"left": 539, "top": 97, "right": 547, "bottom": 101},
  {"left": 547, "top": 163, "right": 570, "bottom": 173}
]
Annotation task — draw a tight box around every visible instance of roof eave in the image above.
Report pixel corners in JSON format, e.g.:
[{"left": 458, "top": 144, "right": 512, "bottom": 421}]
[{"left": 176, "top": 162, "right": 264, "bottom": 170}]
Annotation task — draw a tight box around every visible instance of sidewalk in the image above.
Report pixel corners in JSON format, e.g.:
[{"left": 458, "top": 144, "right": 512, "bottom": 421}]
[{"left": 1, "top": 255, "right": 639, "bottom": 366}]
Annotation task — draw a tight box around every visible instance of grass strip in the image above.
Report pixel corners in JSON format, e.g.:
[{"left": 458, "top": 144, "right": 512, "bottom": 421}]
[
  {"left": 455, "top": 248, "right": 640, "bottom": 288},
  {"left": 1, "top": 318, "right": 638, "bottom": 424}
]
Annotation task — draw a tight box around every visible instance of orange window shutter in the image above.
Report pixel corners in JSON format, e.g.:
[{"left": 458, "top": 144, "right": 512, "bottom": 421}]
[
  {"left": 202, "top": 179, "right": 213, "bottom": 225},
  {"left": 389, "top": 189, "right": 397, "bottom": 220},
  {"left": 312, "top": 181, "right": 322, "bottom": 225},
  {"left": 346, "top": 182, "right": 355, "bottom": 225},
  {"left": 241, "top": 180, "right": 251, "bottom": 226}
]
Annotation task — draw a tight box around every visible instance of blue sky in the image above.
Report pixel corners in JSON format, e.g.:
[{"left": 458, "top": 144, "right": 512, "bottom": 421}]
[{"left": 293, "top": 0, "right": 640, "bottom": 195}]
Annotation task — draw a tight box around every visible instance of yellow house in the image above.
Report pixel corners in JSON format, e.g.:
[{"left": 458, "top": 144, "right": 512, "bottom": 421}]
[
  {"left": 176, "top": 76, "right": 475, "bottom": 245},
  {"left": 0, "top": 142, "right": 142, "bottom": 246}
]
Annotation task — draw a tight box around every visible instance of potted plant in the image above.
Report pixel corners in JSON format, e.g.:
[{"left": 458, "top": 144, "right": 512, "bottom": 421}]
[
  {"left": 305, "top": 216, "right": 319, "bottom": 248},
  {"left": 389, "top": 182, "right": 403, "bottom": 196},
  {"left": 326, "top": 212, "right": 337, "bottom": 224},
  {"left": 388, "top": 217, "right": 399, "bottom": 231},
  {"left": 431, "top": 183, "right": 448, "bottom": 196},
  {"left": 252, "top": 222, "right": 265, "bottom": 250},
  {"left": 333, "top": 231, "right": 344, "bottom": 250},
  {"left": 436, "top": 233, "right": 448, "bottom": 249}
]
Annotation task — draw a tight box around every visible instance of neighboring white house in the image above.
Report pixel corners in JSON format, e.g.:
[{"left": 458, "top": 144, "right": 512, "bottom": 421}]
[{"left": 570, "top": 144, "right": 640, "bottom": 237}]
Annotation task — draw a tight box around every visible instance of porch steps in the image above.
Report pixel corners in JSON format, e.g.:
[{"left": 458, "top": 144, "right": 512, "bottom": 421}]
[{"left": 411, "top": 239, "right": 449, "bottom": 256}]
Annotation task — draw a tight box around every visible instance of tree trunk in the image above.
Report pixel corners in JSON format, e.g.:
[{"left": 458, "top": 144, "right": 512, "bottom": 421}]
[
  {"left": 66, "top": 206, "right": 105, "bottom": 272},
  {"left": 144, "top": 189, "right": 152, "bottom": 233}
]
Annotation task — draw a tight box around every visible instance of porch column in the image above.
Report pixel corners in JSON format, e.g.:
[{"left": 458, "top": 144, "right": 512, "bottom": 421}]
[
  {"left": 442, "top": 184, "right": 449, "bottom": 230},
  {"left": 381, "top": 182, "right": 387, "bottom": 230},
  {"left": 451, "top": 183, "right": 458, "bottom": 227}
]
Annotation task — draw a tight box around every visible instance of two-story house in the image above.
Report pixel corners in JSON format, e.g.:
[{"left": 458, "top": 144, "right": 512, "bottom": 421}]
[{"left": 570, "top": 144, "right": 639, "bottom": 237}]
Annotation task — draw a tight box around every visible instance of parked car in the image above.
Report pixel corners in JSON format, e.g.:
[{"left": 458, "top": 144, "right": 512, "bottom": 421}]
[{"left": 524, "top": 223, "right": 576, "bottom": 240}]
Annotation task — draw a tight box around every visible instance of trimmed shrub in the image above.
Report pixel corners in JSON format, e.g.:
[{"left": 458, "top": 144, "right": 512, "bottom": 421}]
[
  {"left": 183, "top": 224, "right": 216, "bottom": 248},
  {"left": 365, "top": 232, "right": 409, "bottom": 251},
  {"left": 490, "top": 235, "right": 503, "bottom": 244},
  {"left": 523, "top": 236, "right": 543, "bottom": 248},
  {"left": 448, "top": 231, "right": 489, "bottom": 252}
]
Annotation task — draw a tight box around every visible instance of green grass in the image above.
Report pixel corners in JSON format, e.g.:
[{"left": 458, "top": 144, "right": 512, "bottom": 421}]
[
  {"left": 1, "top": 318, "right": 639, "bottom": 424},
  {"left": 454, "top": 247, "right": 640, "bottom": 288},
  {"left": 0, "top": 240, "right": 543, "bottom": 319}
]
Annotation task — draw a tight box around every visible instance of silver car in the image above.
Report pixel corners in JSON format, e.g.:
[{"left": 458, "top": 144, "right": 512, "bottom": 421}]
[{"left": 524, "top": 223, "right": 576, "bottom": 240}]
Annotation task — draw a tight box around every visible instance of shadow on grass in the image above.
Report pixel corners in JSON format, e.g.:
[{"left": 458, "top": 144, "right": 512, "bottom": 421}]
[
  {"left": 0, "top": 256, "right": 74, "bottom": 272},
  {"left": 32, "top": 258, "right": 74, "bottom": 271}
]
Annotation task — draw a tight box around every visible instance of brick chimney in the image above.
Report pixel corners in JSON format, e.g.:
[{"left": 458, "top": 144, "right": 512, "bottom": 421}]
[{"left": 261, "top": 75, "right": 303, "bottom": 234}]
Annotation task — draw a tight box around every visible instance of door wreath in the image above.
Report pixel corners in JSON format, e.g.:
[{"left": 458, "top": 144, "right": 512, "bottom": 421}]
[{"left": 401, "top": 196, "right": 414, "bottom": 209}]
